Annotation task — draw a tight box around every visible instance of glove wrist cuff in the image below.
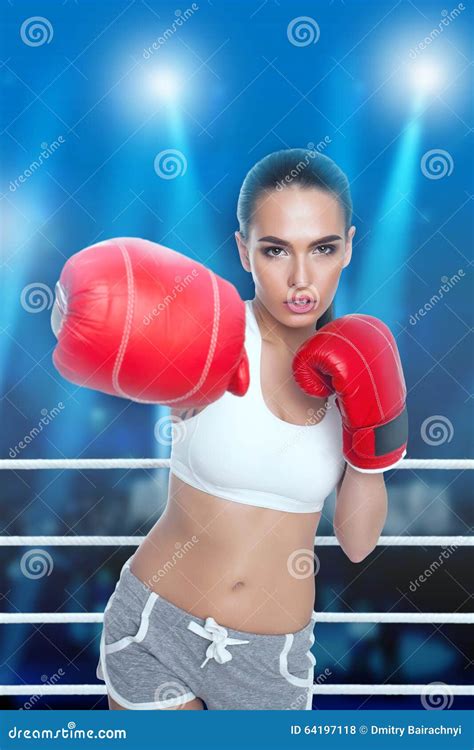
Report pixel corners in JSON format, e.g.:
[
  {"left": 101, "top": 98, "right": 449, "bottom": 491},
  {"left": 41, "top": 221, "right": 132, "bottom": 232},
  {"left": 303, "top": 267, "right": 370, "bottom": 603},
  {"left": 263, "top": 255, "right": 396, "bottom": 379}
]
[{"left": 342, "top": 406, "right": 408, "bottom": 472}]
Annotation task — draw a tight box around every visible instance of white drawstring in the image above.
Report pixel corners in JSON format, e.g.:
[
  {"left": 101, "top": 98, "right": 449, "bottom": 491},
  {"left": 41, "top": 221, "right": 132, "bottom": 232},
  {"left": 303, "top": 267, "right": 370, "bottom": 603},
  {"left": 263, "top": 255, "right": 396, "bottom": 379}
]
[{"left": 187, "top": 616, "right": 250, "bottom": 668}]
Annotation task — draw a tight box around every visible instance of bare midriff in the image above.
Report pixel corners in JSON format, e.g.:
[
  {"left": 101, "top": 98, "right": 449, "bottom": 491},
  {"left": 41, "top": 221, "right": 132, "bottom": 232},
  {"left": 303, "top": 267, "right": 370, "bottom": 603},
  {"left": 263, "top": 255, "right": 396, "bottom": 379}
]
[{"left": 129, "top": 472, "right": 321, "bottom": 635}]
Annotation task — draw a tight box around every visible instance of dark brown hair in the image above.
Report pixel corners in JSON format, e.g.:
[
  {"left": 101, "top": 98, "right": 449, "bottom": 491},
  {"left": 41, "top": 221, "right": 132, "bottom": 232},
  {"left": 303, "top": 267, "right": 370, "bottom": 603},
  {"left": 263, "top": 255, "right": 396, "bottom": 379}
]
[{"left": 237, "top": 148, "right": 352, "bottom": 329}]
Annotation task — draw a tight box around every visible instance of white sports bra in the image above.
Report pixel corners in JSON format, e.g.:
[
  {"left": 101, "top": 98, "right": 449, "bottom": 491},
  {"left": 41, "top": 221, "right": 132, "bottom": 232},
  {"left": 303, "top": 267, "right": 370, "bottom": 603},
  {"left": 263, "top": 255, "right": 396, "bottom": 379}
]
[{"left": 169, "top": 300, "right": 345, "bottom": 513}]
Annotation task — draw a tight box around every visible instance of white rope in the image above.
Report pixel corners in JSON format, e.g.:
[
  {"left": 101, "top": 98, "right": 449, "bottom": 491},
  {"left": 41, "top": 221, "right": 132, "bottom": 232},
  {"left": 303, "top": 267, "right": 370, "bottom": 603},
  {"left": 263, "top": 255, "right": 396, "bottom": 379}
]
[
  {"left": 0, "top": 683, "right": 471, "bottom": 696},
  {"left": 1, "top": 535, "right": 471, "bottom": 546},
  {"left": 0, "top": 458, "right": 472, "bottom": 471},
  {"left": 0, "top": 614, "right": 103, "bottom": 624},
  {"left": 1, "top": 612, "right": 472, "bottom": 625},
  {"left": 0, "top": 536, "right": 145, "bottom": 546},
  {"left": 313, "top": 613, "right": 473, "bottom": 624},
  {"left": 0, "top": 685, "right": 107, "bottom": 696},
  {"left": 311, "top": 684, "right": 474, "bottom": 696},
  {"left": 316, "top": 535, "right": 473, "bottom": 546},
  {"left": 396, "top": 459, "right": 473, "bottom": 470},
  {"left": 0, "top": 458, "right": 169, "bottom": 470}
]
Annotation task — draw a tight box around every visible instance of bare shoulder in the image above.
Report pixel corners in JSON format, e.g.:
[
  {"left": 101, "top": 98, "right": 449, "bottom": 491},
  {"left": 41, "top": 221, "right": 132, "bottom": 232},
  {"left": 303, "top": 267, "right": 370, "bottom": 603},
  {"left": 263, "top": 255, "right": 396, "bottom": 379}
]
[{"left": 170, "top": 405, "right": 206, "bottom": 421}]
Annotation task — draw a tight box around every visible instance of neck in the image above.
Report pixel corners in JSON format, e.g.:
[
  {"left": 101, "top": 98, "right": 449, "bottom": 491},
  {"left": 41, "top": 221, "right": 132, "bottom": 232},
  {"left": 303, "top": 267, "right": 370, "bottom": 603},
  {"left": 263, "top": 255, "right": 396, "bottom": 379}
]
[{"left": 250, "top": 298, "right": 316, "bottom": 354}]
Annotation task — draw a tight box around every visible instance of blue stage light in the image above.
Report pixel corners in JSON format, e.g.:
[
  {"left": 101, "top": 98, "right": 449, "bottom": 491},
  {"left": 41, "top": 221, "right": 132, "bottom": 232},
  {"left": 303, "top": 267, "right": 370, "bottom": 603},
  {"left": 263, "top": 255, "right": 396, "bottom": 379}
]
[
  {"left": 409, "top": 60, "right": 444, "bottom": 94},
  {"left": 147, "top": 68, "right": 182, "bottom": 100}
]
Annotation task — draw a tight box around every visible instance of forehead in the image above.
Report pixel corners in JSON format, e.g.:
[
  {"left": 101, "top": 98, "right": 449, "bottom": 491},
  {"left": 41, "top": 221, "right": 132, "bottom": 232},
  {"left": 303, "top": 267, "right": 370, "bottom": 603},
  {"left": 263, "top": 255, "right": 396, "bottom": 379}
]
[{"left": 250, "top": 187, "right": 344, "bottom": 238}]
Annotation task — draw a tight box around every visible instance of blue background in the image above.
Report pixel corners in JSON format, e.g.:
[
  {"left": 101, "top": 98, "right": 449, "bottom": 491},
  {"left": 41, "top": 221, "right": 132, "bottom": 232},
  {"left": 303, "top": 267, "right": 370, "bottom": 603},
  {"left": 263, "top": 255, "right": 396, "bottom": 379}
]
[{"left": 0, "top": 0, "right": 472, "bottom": 711}]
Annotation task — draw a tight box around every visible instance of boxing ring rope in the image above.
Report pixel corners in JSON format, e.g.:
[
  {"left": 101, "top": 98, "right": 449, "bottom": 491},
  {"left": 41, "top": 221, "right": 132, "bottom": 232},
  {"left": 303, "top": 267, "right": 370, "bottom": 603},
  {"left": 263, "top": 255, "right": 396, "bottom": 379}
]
[
  {"left": 1, "top": 535, "right": 472, "bottom": 546},
  {"left": 1, "top": 684, "right": 471, "bottom": 697},
  {"left": 1, "top": 457, "right": 472, "bottom": 699},
  {"left": 1, "top": 458, "right": 472, "bottom": 470},
  {"left": 1, "top": 612, "right": 472, "bottom": 625}
]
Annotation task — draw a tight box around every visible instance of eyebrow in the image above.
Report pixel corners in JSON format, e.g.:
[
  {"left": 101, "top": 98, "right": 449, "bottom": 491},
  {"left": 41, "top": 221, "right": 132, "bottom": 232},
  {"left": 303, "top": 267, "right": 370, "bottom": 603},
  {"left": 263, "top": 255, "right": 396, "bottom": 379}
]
[{"left": 257, "top": 234, "right": 342, "bottom": 246}]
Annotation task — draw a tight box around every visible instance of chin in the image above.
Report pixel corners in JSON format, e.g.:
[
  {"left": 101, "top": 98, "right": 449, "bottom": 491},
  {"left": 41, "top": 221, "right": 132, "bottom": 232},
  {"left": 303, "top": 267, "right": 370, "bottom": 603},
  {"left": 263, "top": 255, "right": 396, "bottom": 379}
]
[{"left": 280, "top": 305, "right": 320, "bottom": 328}]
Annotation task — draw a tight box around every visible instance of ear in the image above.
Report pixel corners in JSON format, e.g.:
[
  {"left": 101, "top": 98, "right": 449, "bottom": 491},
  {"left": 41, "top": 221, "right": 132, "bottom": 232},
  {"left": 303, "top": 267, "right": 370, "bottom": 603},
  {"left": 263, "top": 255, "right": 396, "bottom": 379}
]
[
  {"left": 342, "top": 225, "right": 355, "bottom": 269},
  {"left": 235, "top": 231, "right": 251, "bottom": 273}
]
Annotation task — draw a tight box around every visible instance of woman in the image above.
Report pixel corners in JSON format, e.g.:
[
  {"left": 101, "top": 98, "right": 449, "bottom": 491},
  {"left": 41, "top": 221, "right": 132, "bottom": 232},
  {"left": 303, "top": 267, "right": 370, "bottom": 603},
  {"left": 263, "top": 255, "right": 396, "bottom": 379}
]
[{"left": 96, "top": 148, "right": 391, "bottom": 711}]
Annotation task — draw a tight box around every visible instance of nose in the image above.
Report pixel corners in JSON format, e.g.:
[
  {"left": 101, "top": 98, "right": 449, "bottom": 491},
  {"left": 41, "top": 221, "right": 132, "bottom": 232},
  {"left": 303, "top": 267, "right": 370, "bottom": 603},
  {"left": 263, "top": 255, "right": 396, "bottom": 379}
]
[{"left": 287, "top": 256, "right": 318, "bottom": 296}]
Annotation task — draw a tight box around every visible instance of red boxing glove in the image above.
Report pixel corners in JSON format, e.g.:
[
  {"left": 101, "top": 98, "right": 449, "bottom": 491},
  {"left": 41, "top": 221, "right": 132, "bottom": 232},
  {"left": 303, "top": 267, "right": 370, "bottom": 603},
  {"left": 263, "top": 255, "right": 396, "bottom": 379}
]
[
  {"left": 292, "top": 315, "right": 408, "bottom": 473},
  {"left": 51, "top": 237, "right": 249, "bottom": 407}
]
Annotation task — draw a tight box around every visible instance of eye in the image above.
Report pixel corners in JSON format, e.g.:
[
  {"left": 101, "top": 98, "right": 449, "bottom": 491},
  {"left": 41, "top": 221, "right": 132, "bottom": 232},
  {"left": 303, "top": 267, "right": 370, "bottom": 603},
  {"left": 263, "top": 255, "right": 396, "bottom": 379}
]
[
  {"left": 263, "top": 244, "right": 336, "bottom": 258},
  {"left": 264, "top": 246, "right": 287, "bottom": 258}
]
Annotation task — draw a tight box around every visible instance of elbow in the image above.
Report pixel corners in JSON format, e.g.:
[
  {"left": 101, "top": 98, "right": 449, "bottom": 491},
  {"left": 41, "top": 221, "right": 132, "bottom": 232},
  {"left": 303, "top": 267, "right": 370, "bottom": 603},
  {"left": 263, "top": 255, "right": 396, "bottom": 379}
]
[
  {"left": 334, "top": 529, "right": 375, "bottom": 563},
  {"left": 345, "top": 547, "right": 375, "bottom": 564}
]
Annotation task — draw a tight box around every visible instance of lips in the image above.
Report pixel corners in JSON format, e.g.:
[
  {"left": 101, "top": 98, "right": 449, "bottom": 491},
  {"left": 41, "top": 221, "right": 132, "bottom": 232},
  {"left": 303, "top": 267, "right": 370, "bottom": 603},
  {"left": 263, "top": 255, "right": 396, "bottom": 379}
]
[
  {"left": 289, "top": 294, "right": 314, "bottom": 305},
  {"left": 285, "top": 295, "right": 317, "bottom": 314}
]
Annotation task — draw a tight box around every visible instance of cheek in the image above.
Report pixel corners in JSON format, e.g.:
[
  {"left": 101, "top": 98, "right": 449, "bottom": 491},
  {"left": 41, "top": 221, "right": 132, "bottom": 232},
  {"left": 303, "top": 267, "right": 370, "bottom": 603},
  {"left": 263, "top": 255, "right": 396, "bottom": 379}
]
[
  {"left": 317, "top": 259, "right": 344, "bottom": 292},
  {"left": 253, "top": 256, "right": 281, "bottom": 283}
]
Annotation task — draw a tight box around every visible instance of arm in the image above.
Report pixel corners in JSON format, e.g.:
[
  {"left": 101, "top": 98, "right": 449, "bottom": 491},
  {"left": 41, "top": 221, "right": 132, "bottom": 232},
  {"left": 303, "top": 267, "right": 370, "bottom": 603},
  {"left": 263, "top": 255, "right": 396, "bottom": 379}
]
[
  {"left": 292, "top": 314, "right": 408, "bottom": 473},
  {"left": 50, "top": 237, "right": 249, "bottom": 406},
  {"left": 334, "top": 463, "right": 388, "bottom": 563}
]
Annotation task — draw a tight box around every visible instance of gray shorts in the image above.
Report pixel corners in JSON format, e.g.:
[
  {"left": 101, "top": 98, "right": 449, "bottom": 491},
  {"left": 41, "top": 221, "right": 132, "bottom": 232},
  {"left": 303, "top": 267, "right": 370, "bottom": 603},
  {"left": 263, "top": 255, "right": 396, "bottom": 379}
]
[{"left": 96, "top": 557, "right": 317, "bottom": 710}]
